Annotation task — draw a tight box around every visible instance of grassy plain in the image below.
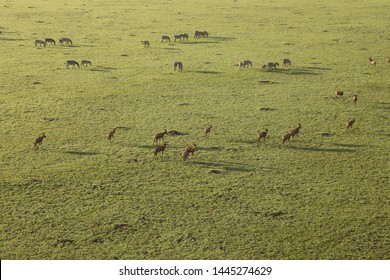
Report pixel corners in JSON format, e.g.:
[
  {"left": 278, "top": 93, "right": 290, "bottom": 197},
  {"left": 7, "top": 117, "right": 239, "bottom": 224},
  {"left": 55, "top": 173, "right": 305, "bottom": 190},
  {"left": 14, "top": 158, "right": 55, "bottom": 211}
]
[{"left": 0, "top": 0, "right": 389, "bottom": 259}]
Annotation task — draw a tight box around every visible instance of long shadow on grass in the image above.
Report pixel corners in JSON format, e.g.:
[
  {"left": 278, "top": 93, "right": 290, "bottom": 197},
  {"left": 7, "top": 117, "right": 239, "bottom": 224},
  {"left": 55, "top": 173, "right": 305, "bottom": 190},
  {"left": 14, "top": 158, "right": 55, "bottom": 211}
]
[
  {"left": 333, "top": 143, "right": 370, "bottom": 148},
  {"left": 287, "top": 146, "right": 355, "bottom": 153},
  {"left": 183, "top": 41, "right": 221, "bottom": 44},
  {"left": 189, "top": 70, "right": 224, "bottom": 75},
  {"left": 209, "top": 36, "right": 235, "bottom": 41},
  {"left": 270, "top": 67, "right": 331, "bottom": 76},
  {"left": 64, "top": 151, "right": 100, "bottom": 156},
  {"left": 90, "top": 67, "right": 118, "bottom": 72},
  {"left": 191, "top": 161, "right": 253, "bottom": 172}
]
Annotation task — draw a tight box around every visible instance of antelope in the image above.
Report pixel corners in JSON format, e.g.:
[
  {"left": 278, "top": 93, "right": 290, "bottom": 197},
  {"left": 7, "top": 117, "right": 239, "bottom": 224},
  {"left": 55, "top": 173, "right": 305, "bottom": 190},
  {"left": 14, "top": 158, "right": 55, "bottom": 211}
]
[
  {"left": 34, "top": 39, "right": 46, "bottom": 47},
  {"left": 161, "top": 35, "right": 170, "bottom": 42},
  {"left": 59, "top": 37, "right": 73, "bottom": 45},
  {"left": 107, "top": 127, "right": 117, "bottom": 143},
  {"left": 44, "top": 38, "right": 56, "bottom": 45},
  {"left": 283, "top": 58, "right": 292, "bottom": 67},
  {"left": 239, "top": 60, "right": 252, "bottom": 69},
  {"left": 204, "top": 125, "right": 212, "bottom": 138},
  {"left": 387, "top": 57, "right": 390, "bottom": 64},
  {"left": 181, "top": 144, "right": 197, "bottom": 162},
  {"left": 353, "top": 95, "right": 357, "bottom": 108},
  {"left": 369, "top": 57, "right": 376, "bottom": 67},
  {"left": 141, "top": 40, "right": 150, "bottom": 47},
  {"left": 154, "top": 143, "right": 167, "bottom": 157},
  {"left": 174, "top": 61, "right": 183, "bottom": 71},
  {"left": 153, "top": 129, "right": 168, "bottom": 144},
  {"left": 66, "top": 60, "right": 80, "bottom": 68},
  {"left": 34, "top": 133, "right": 46, "bottom": 150},
  {"left": 335, "top": 90, "right": 344, "bottom": 98},
  {"left": 283, "top": 133, "right": 292, "bottom": 144},
  {"left": 346, "top": 118, "right": 355, "bottom": 129},
  {"left": 81, "top": 60, "right": 92, "bottom": 67},
  {"left": 290, "top": 124, "right": 301, "bottom": 137},
  {"left": 257, "top": 129, "right": 268, "bottom": 143}
]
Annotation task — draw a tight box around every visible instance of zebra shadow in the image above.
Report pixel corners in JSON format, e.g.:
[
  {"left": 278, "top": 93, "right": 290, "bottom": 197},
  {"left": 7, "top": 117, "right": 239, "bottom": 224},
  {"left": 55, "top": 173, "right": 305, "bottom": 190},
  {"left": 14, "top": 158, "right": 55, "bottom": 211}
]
[
  {"left": 286, "top": 146, "right": 355, "bottom": 153},
  {"left": 191, "top": 160, "right": 253, "bottom": 172},
  {"left": 90, "top": 67, "right": 118, "bottom": 72},
  {"left": 64, "top": 151, "right": 100, "bottom": 156},
  {"left": 270, "top": 68, "right": 324, "bottom": 76},
  {"left": 189, "top": 70, "right": 224, "bottom": 75},
  {"left": 209, "top": 36, "right": 235, "bottom": 41}
]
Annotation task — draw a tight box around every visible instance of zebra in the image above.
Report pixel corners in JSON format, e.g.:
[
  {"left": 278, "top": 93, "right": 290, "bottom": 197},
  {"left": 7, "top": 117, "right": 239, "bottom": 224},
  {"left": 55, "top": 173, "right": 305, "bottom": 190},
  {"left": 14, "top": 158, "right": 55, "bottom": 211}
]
[
  {"left": 66, "top": 60, "right": 80, "bottom": 68},
  {"left": 202, "top": 31, "right": 209, "bottom": 38},
  {"left": 35, "top": 39, "right": 46, "bottom": 47},
  {"left": 174, "top": 34, "right": 183, "bottom": 42},
  {"left": 44, "top": 38, "right": 56, "bottom": 45},
  {"left": 141, "top": 41, "right": 150, "bottom": 47},
  {"left": 283, "top": 58, "right": 292, "bottom": 67},
  {"left": 182, "top": 33, "right": 189, "bottom": 41},
  {"left": 267, "top": 62, "right": 279, "bottom": 70},
  {"left": 59, "top": 37, "right": 73, "bottom": 45},
  {"left": 174, "top": 61, "right": 183, "bottom": 71},
  {"left": 161, "top": 35, "right": 170, "bottom": 43},
  {"left": 239, "top": 60, "right": 252, "bottom": 69},
  {"left": 81, "top": 60, "right": 92, "bottom": 67},
  {"left": 194, "top": 31, "right": 203, "bottom": 38}
]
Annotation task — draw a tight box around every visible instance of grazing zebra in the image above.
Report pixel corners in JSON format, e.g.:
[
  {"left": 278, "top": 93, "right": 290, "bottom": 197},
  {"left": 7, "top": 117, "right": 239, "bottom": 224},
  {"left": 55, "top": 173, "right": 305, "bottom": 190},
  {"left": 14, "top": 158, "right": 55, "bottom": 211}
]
[
  {"left": 182, "top": 33, "right": 189, "bottom": 41},
  {"left": 174, "top": 61, "right": 183, "bottom": 71},
  {"left": 141, "top": 40, "right": 150, "bottom": 47},
  {"left": 59, "top": 37, "right": 73, "bottom": 45},
  {"left": 283, "top": 58, "right": 292, "bottom": 67},
  {"left": 45, "top": 38, "right": 56, "bottom": 45},
  {"left": 174, "top": 34, "right": 183, "bottom": 42},
  {"left": 35, "top": 39, "right": 46, "bottom": 47},
  {"left": 202, "top": 31, "right": 209, "bottom": 38},
  {"left": 66, "top": 60, "right": 80, "bottom": 68},
  {"left": 81, "top": 60, "right": 92, "bottom": 67},
  {"left": 161, "top": 35, "right": 170, "bottom": 42},
  {"left": 239, "top": 60, "right": 252, "bottom": 69},
  {"left": 194, "top": 31, "right": 203, "bottom": 38},
  {"left": 267, "top": 62, "right": 279, "bottom": 70}
]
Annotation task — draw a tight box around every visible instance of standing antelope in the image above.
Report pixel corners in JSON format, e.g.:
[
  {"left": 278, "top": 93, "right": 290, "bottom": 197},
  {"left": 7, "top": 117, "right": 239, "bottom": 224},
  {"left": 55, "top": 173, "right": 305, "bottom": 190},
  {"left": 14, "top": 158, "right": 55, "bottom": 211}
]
[
  {"left": 107, "top": 127, "right": 117, "bottom": 143},
  {"left": 154, "top": 143, "right": 168, "bottom": 158},
  {"left": 181, "top": 144, "right": 197, "bottom": 162},
  {"left": 353, "top": 95, "right": 358, "bottom": 108},
  {"left": 174, "top": 62, "right": 183, "bottom": 71},
  {"left": 283, "top": 58, "right": 292, "bottom": 67},
  {"left": 34, "top": 133, "right": 46, "bottom": 150},
  {"left": 346, "top": 118, "right": 355, "bottom": 129},
  {"left": 257, "top": 129, "right": 268, "bottom": 143},
  {"left": 369, "top": 57, "right": 376, "bottom": 67},
  {"left": 204, "top": 125, "right": 212, "bottom": 138},
  {"left": 153, "top": 129, "right": 168, "bottom": 144},
  {"left": 335, "top": 90, "right": 344, "bottom": 98},
  {"left": 290, "top": 124, "right": 301, "bottom": 137}
]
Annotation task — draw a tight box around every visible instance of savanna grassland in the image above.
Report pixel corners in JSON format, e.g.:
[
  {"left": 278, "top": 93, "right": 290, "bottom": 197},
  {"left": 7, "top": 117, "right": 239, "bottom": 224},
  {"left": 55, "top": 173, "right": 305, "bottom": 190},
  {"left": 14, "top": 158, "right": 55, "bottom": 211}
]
[{"left": 0, "top": 0, "right": 389, "bottom": 259}]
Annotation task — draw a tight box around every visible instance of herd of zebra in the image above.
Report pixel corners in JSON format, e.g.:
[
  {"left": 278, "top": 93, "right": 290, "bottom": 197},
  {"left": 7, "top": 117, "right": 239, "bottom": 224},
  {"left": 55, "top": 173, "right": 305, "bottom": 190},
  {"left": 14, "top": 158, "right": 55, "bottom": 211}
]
[{"left": 240, "top": 59, "right": 292, "bottom": 70}]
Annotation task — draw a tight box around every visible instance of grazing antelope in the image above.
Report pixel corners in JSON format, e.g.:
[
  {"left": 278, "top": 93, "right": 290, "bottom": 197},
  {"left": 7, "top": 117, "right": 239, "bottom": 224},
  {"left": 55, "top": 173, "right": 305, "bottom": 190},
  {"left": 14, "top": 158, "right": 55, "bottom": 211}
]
[
  {"left": 282, "top": 133, "right": 292, "bottom": 144},
  {"left": 81, "top": 60, "right": 92, "bottom": 67},
  {"left": 161, "top": 35, "right": 170, "bottom": 42},
  {"left": 369, "top": 57, "right": 376, "bottom": 67},
  {"left": 346, "top": 118, "right": 355, "bottom": 129},
  {"left": 141, "top": 40, "right": 150, "bottom": 47},
  {"left": 353, "top": 95, "right": 357, "bottom": 108},
  {"left": 34, "top": 133, "right": 46, "bottom": 150},
  {"left": 290, "top": 124, "right": 301, "bottom": 137},
  {"left": 153, "top": 129, "right": 168, "bottom": 144},
  {"left": 174, "top": 61, "right": 183, "bottom": 71},
  {"left": 34, "top": 39, "right": 46, "bottom": 47},
  {"left": 283, "top": 58, "right": 292, "bottom": 67},
  {"left": 44, "top": 38, "right": 56, "bottom": 45},
  {"left": 66, "top": 60, "right": 80, "bottom": 68},
  {"left": 335, "top": 90, "right": 344, "bottom": 98},
  {"left": 257, "top": 129, "right": 268, "bottom": 143},
  {"left": 239, "top": 60, "right": 252, "bottom": 69},
  {"left": 204, "top": 125, "right": 212, "bottom": 138},
  {"left": 154, "top": 143, "right": 167, "bottom": 158},
  {"left": 174, "top": 34, "right": 183, "bottom": 42},
  {"left": 107, "top": 127, "right": 117, "bottom": 143}
]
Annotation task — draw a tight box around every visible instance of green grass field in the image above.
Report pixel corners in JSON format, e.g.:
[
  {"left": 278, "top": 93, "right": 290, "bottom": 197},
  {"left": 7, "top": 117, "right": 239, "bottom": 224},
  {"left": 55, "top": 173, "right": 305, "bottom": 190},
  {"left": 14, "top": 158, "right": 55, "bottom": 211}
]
[{"left": 1, "top": 0, "right": 389, "bottom": 259}]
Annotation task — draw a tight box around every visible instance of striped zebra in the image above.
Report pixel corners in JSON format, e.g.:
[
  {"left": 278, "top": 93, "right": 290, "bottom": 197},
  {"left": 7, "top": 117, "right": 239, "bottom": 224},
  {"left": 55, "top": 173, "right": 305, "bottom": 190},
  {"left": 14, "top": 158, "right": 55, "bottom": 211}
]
[
  {"left": 81, "top": 60, "right": 92, "bottom": 67},
  {"left": 141, "top": 41, "right": 150, "bottom": 47},
  {"left": 174, "top": 61, "right": 183, "bottom": 71},
  {"left": 194, "top": 31, "right": 203, "bottom": 38},
  {"left": 182, "top": 33, "right": 189, "bottom": 41},
  {"left": 59, "top": 37, "right": 73, "bottom": 45},
  {"left": 174, "top": 34, "right": 183, "bottom": 42},
  {"left": 202, "top": 31, "right": 209, "bottom": 38},
  {"left": 283, "top": 58, "right": 292, "bottom": 67},
  {"left": 161, "top": 35, "right": 170, "bottom": 42},
  {"left": 35, "top": 39, "right": 46, "bottom": 47},
  {"left": 239, "top": 60, "right": 252, "bottom": 69},
  {"left": 45, "top": 38, "right": 56, "bottom": 45},
  {"left": 66, "top": 60, "right": 80, "bottom": 68}
]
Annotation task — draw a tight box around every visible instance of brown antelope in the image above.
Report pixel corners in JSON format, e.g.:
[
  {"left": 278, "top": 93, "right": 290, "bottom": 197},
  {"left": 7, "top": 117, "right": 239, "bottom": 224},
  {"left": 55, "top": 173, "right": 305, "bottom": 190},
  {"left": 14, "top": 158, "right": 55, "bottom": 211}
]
[
  {"left": 257, "top": 129, "right": 268, "bottom": 143},
  {"left": 181, "top": 144, "right": 197, "bottom": 162},
  {"left": 154, "top": 143, "right": 168, "bottom": 157},
  {"left": 353, "top": 95, "right": 357, "bottom": 108},
  {"left": 174, "top": 62, "right": 183, "bottom": 71},
  {"left": 107, "top": 127, "right": 117, "bottom": 143},
  {"left": 34, "top": 133, "right": 46, "bottom": 150},
  {"left": 369, "top": 57, "right": 376, "bottom": 67},
  {"left": 290, "top": 124, "right": 301, "bottom": 138},
  {"left": 204, "top": 125, "right": 212, "bottom": 138},
  {"left": 283, "top": 133, "right": 292, "bottom": 144},
  {"left": 387, "top": 57, "right": 390, "bottom": 64},
  {"left": 153, "top": 129, "right": 168, "bottom": 144},
  {"left": 35, "top": 39, "right": 46, "bottom": 47},
  {"left": 346, "top": 118, "right": 355, "bottom": 129},
  {"left": 335, "top": 90, "right": 344, "bottom": 98}
]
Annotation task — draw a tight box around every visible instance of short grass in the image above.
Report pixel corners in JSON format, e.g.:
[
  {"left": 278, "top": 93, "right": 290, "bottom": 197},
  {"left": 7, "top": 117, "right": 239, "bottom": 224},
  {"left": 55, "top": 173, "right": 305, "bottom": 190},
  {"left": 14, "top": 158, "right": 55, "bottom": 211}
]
[{"left": 0, "top": 0, "right": 389, "bottom": 259}]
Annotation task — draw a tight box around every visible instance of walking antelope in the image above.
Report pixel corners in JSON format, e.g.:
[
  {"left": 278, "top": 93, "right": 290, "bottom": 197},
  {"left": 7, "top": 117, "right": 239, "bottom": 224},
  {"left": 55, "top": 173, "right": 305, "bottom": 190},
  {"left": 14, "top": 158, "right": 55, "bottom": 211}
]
[
  {"left": 35, "top": 39, "right": 46, "bottom": 47},
  {"left": 107, "top": 127, "right": 117, "bottom": 143},
  {"left": 154, "top": 129, "right": 168, "bottom": 144},
  {"left": 290, "top": 124, "right": 301, "bottom": 137},
  {"left": 204, "top": 125, "right": 212, "bottom": 138},
  {"left": 161, "top": 35, "right": 170, "bottom": 42},
  {"left": 174, "top": 62, "right": 183, "bottom": 71},
  {"left": 66, "top": 60, "right": 80, "bottom": 68},
  {"left": 181, "top": 144, "right": 197, "bottom": 162},
  {"left": 34, "top": 133, "right": 46, "bottom": 150}
]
